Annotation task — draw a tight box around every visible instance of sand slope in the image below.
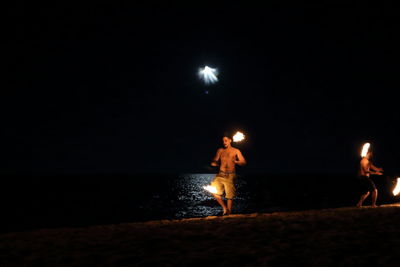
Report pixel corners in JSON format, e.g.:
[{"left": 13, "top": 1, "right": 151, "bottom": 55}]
[{"left": 1, "top": 204, "right": 399, "bottom": 266}]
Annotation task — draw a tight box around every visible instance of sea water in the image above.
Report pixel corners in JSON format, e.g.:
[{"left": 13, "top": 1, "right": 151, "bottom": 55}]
[{"left": 0, "top": 173, "right": 397, "bottom": 233}]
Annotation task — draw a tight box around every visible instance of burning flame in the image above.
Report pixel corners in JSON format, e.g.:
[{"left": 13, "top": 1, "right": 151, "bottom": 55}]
[
  {"left": 203, "top": 185, "right": 217, "bottom": 194},
  {"left": 361, "top": 143, "right": 370, "bottom": 158},
  {"left": 233, "top": 131, "right": 245, "bottom": 142},
  {"left": 393, "top": 178, "right": 400, "bottom": 196}
]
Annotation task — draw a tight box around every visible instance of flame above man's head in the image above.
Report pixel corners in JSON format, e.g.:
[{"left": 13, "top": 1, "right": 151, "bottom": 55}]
[
  {"left": 233, "top": 131, "right": 245, "bottom": 142},
  {"left": 361, "top": 143, "right": 371, "bottom": 158}
]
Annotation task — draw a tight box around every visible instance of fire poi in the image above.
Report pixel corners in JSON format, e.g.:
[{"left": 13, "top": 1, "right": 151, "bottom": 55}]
[
  {"left": 393, "top": 178, "right": 400, "bottom": 196},
  {"left": 203, "top": 185, "right": 218, "bottom": 194},
  {"left": 233, "top": 131, "right": 245, "bottom": 142},
  {"left": 361, "top": 142, "right": 370, "bottom": 158}
]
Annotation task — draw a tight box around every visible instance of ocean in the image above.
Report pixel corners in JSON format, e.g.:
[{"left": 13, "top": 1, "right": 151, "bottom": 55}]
[{"left": 1, "top": 173, "right": 398, "bottom": 233}]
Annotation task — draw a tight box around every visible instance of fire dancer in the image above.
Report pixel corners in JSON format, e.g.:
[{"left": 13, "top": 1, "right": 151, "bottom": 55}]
[
  {"left": 210, "top": 135, "right": 246, "bottom": 215},
  {"left": 357, "top": 150, "right": 384, "bottom": 208}
]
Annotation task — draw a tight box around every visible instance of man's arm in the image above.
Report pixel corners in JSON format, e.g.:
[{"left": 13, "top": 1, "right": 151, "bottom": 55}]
[
  {"left": 370, "top": 163, "right": 384, "bottom": 175},
  {"left": 234, "top": 149, "right": 247, "bottom": 166},
  {"left": 370, "top": 163, "right": 383, "bottom": 172},
  {"left": 211, "top": 149, "right": 222, "bottom": 166}
]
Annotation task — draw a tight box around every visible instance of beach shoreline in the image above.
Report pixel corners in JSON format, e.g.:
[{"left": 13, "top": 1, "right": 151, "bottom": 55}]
[{"left": 1, "top": 203, "right": 399, "bottom": 266}]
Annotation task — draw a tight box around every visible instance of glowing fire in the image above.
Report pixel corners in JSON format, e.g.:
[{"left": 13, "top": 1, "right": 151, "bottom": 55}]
[
  {"left": 233, "top": 131, "right": 245, "bottom": 142},
  {"left": 203, "top": 185, "right": 217, "bottom": 194},
  {"left": 393, "top": 178, "right": 400, "bottom": 196},
  {"left": 361, "top": 143, "right": 370, "bottom": 158}
]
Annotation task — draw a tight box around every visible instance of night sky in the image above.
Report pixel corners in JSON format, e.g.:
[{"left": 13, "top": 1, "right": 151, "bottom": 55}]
[{"left": 4, "top": 3, "right": 400, "bottom": 175}]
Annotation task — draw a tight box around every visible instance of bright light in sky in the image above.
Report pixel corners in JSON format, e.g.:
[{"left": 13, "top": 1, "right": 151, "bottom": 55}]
[{"left": 198, "top": 66, "right": 218, "bottom": 85}]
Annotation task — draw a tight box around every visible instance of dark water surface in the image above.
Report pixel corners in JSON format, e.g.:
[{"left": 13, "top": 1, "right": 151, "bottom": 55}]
[{"left": 1, "top": 173, "right": 398, "bottom": 233}]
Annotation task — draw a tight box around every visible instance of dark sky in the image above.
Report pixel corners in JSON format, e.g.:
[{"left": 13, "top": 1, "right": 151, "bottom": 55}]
[{"left": 4, "top": 3, "right": 400, "bottom": 175}]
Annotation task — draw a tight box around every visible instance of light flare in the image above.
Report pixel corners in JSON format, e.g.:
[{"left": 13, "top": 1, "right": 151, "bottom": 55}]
[
  {"left": 361, "top": 143, "right": 370, "bottom": 158},
  {"left": 203, "top": 185, "right": 217, "bottom": 194},
  {"left": 198, "top": 66, "right": 218, "bottom": 85},
  {"left": 393, "top": 178, "right": 400, "bottom": 196},
  {"left": 233, "top": 131, "right": 245, "bottom": 142}
]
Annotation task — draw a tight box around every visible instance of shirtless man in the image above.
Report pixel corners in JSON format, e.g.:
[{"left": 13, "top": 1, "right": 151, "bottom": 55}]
[
  {"left": 357, "top": 150, "right": 384, "bottom": 208},
  {"left": 210, "top": 135, "right": 246, "bottom": 215}
]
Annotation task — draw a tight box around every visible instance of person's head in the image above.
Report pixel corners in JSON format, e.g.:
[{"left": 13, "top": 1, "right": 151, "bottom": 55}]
[
  {"left": 366, "top": 150, "right": 373, "bottom": 159},
  {"left": 222, "top": 136, "right": 232, "bottom": 148}
]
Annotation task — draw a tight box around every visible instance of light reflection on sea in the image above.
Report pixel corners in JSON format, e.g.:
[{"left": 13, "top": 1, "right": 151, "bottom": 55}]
[
  {"left": 142, "top": 173, "right": 381, "bottom": 221},
  {"left": 4, "top": 173, "right": 396, "bottom": 233},
  {"left": 173, "top": 173, "right": 249, "bottom": 218}
]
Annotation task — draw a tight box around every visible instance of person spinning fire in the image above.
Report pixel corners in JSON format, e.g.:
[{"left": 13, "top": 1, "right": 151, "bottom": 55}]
[
  {"left": 210, "top": 135, "right": 246, "bottom": 215},
  {"left": 357, "top": 150, "right": 384, "bottom": 208}
]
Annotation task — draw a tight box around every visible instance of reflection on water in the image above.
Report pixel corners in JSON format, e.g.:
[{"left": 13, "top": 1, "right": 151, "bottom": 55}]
[
  {"left": 172, "top": 174, "right": 249, "bottom": 218},
  {"left": 3, "top": 173, "right": 397, "bottom": 233},
  {"left": 146, "top": 173, "right": 390, "bottom": 220}
]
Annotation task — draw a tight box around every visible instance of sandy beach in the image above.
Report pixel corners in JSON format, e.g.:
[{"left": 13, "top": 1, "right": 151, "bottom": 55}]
[{"left": 1, "top": 204, "right": 399, "bottom": 266}]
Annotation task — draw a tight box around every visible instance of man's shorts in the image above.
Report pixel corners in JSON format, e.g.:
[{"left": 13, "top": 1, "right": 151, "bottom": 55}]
[
  {"left": 358, "top": 175, "right": 376, "bottom": 193},
  {"left": 210, "top": 172, "right": 236, "bottom": 199}
]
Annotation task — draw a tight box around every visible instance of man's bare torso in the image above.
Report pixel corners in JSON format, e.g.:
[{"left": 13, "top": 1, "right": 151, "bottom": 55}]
[
  {"left": 359, "top": 157, "right": 371, "bottom": 177},
  {"left": 218, "top": 147, "right": 239, "bottom": 173}
]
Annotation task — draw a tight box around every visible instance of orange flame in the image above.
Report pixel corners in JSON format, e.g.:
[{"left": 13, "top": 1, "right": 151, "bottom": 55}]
[
  {"left": 361, "top": 143, "right": 370, "bottom": 158},
  {"left": 233, "top": 131, "right": 245, "bottom": 142},
  {"left": 393, "top": 178, "right": 400, "bottom": 196},
  {"left": 203, "top": 185, "right": 217, "bottom": 194}
]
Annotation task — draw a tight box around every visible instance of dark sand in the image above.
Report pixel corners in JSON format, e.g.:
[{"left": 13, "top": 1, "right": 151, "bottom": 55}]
[{"left": 1, "top": 204, "right": 399, "bottom": 266}]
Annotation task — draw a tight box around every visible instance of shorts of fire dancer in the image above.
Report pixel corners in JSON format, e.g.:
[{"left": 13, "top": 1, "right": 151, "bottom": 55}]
[
  {"left": 210, "top": 172, "right": 236, "bottom": 199},
  {"left": 358, "top": 175, "right": 377, "bottom": 193}
]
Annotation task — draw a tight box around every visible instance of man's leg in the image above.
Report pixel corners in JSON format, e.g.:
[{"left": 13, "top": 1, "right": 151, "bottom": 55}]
[
  {"left": 227, "top": 199, "right": 233, "bottom": 215},
  {"left": 357, "top": 191, "right": 370, "bottom": 207},
  {"left": 371, "top": 189, "right": 378, "bottom": 207},
  {"left": 225, "top": 174, "right": 236, "bottom": 215},
  {"left": 213, "top": 194, "right": 228, "bottom": 215}
]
